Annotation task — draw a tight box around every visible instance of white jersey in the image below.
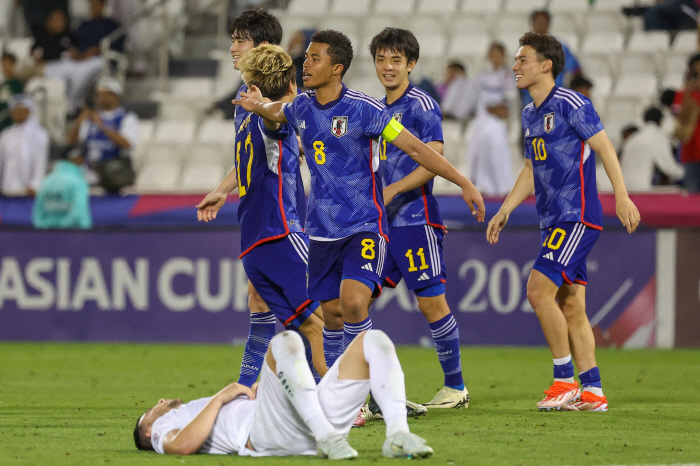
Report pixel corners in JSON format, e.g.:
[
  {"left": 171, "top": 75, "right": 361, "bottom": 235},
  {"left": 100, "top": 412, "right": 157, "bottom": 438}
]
[{"left": 151, "top": 396, "right": 256, "bottom": 455}]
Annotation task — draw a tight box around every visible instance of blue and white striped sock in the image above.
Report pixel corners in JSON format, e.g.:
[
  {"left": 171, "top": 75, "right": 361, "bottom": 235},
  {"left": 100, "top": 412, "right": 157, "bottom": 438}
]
[
  {"left": 323, "top": 326, "right": 344, "bottom": 368},
  {"left": 238, "top": 311, "right": 276, "bottom": 387},
  {"left": 429, "top": 313, "right": 464, "bottom": 390},
  {"left": 342, "top": 316, "right": 373, "bottom": 352}
]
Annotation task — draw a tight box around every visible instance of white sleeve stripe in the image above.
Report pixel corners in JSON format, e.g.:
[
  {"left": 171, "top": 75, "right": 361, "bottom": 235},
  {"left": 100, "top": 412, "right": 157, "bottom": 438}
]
[
  {"left": 555, "top": 90, "right": 582, "bottom": 108},
  {"left": 407, "top": 91, "right": 428, "bottom": 111},
  {"left": 410, "top": 88, "right": 435, "bottom": 110},
  {"left": 556, "top": 88, "right": 585, "bottom": 106},
  {"left": 346, "top": 89, "right": 387, "bottom": 108},
  {"left": 345, "top": 93, "right": 385, "bottom": 110},
  {"left": 408, "top": 89, "right": 433, "bottom": 110},
  {"left": 554, "top": 92, "right": 581, "bottom": 110}
]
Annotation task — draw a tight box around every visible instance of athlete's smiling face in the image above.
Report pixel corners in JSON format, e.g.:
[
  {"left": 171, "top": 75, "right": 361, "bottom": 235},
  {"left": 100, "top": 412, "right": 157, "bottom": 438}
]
[
  {"left": 302, "top": 42, "right": 339, "bottom": 89},
  {"left": 374, "top": 48, "right": 415, "bottom": 91},
  {"left": 230, "top": 31, "right": 256, "bottom": 70},
  {"left": 512, "top": 45, "right": 549, "bottom": 90}
]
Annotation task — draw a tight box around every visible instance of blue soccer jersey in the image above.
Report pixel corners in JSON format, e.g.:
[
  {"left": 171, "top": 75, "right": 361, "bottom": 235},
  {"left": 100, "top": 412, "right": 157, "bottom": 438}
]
[
  {"left": 235, "top": 113, "right": 305, "bottom": 257},
  {"left": 234, "top": 84, "right": 250, "bottom": 131},
  {"left": 379, "top": 83, "right": 444, "bottom": 229},
  {"left": 282, "top": 84, "right": 393, "bottom": 240},
  {"left": 522, "top": 86, "right": 605, "bottom": 230}
]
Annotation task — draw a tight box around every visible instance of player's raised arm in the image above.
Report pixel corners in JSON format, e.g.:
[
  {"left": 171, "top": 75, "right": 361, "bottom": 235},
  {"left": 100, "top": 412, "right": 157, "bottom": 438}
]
[
  {"left": 196, "top": 167, "right": 238, "bottom": 222},
  {"left": 586, "top": 130, "right": 640, "bottom": 233},
  {"left": 486, "top": 159, "right": 535, "bottom": 244},
  {"left": 162, "top": 383, "right": 254, "bottom": 455},
  {"left": 385, "top": 122, "right": 485, "bottom": 221},
  {"left": 382, "top": 142, "right": 441, "bottom": 205},
  {"left": 233, "top": 85, "right": 288, "bottom": 124}
]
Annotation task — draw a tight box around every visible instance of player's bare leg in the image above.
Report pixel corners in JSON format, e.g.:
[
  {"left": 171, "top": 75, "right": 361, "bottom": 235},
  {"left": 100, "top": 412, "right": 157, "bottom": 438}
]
[
  {"left": 340, "top": 330, "right": 433, "bottom": 459},
  {"left": 416, "top": 295, "right": 469, "bottom": 409},
  {"left": 238, "top": 282, "right": 276, "bottom": 387},
  {"left": 527, "top": 270, "right": 581, "bottom": 411},
  {"left": 557, "top": 284, "right": 608, "bottom": 411},
  {"left": 298, "top": 312, "right": 329, "bottom": 377},
  {"left": 265, "top": 332, "right": 358, "bottom": 460}
]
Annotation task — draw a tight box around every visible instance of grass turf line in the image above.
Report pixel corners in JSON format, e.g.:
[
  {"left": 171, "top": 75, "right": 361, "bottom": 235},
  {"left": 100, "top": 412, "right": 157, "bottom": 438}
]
[{"left": 0, "top": 343, "right": 699, "bottom": 465}]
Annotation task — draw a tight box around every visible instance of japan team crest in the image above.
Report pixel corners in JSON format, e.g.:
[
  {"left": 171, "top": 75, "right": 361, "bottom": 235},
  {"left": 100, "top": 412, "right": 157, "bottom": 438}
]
[
  {"left": 543, "top": 112, "right": 555, "bottom": 133},
  {"left": 392, "top": 112, "right": 403, "bottom": 124},
  {"left": 332, "top": 116, "right": 348, "bottom": 137}
]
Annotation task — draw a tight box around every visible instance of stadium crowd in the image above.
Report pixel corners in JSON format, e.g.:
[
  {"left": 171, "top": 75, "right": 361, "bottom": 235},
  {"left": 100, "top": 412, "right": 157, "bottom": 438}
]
[{"left": 0, "top": 0, "right": 699, "bottom": 230}]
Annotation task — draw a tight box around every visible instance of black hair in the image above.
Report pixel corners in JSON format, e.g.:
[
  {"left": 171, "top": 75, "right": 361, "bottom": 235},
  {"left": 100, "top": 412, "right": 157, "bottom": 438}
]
[
  {"left": 230, "top": 8, "right": 282, "bottom": 46},
  {"left": 447, "top": 61, "right": 466, "bottom": 73},
  {"left": 643, "top": 107, "right": 663, "bottom": 125},
  {"left": 1, "top": 51, "right": 17, "bottom": 63},
  {"left": 570, "top": 75, "right": 593, "bottom": 90},
  {"left": 687, "top": 53, "right": 700, "bottom": 71},
  {"left": 530, "top": 9, "right": 551, "bottom": 23},
  {"left": 519, "top": 32, "right": 565, "bottom": 80},
  {"left": 660, "top": 88, "right": 677, "bottom": 107},
  {"left": 310, "top": 30, "right": 353, "bottom": 77},
  {"left": 133, "top": 416, "right": 152, "bottom": 451},
  {"left": 369, "top": 28, "right": 420, "bottom": 65},
  {"left": 621, "top": 124, "right": 639, "bottom": 136}
]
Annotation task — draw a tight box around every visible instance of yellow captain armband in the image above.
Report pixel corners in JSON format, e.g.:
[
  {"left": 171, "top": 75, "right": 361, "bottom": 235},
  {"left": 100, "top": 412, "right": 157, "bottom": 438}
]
[{"left": 381, "top": 118, "right": 404, "bottom": 143}]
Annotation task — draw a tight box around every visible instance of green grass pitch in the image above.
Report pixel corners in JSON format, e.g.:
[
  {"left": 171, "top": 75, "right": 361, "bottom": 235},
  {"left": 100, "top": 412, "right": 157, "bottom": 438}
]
[{"left": 1, "top": 343, "right": 699, "bottom": 465}]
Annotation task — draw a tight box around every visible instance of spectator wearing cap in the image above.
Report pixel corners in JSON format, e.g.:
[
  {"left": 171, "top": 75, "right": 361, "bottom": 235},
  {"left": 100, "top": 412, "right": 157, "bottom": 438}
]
[
  {"left": 32, "top": 147, "right": 92, "bottom": 229},
  {"left": 0, "top": 95, "right": 49, "bottom": 196},
  {"left": 621, "top": 107, "right": 685, "bottom": 192},
  {"left": 0, "top": 52, "right": 24, "bottom": 132}
]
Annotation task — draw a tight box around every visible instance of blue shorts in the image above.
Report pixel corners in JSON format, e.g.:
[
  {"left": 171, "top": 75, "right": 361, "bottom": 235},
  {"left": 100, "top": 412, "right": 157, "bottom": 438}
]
[
  {"left": 382, "top": 224, "right": 446, "bottom": 296},
  {"left": 308, "top": 232, "right": 387, "bottom": 301},
  {"left": 241, "top": 233, "right": 317, "bottom": 328},
  {"left": 533, "top": 222, "right": 601, "bottom": 288}
]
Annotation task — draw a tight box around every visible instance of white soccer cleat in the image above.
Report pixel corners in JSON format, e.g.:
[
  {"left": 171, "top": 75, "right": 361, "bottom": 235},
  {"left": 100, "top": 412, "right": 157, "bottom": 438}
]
[
  {"left": 317, "top": 432, "right": 358, "bottom": 460},
  {"left": 382, "top": 431, "right": 434, "bottom": 459},
  {"left": 405, "top": 399, "right": 428, "bottom": 418},
  {"left": 537, "top": 381, "right": 581, "bottom": 411},
  {"left": 422, "top": 386, "right": 470, "bottom": 409}
]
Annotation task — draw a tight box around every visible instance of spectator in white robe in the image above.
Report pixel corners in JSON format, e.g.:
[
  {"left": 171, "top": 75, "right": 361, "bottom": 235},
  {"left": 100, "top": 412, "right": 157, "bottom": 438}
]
[{"left": 0, "top": 95, "right": 49, "bottom": 196}]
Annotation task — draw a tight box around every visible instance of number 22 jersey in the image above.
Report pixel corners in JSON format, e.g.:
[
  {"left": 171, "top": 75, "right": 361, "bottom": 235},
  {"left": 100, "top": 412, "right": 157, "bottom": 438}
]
[
  {"left": 522, "top": 86, "right": 605, "bottom": 230},
  {"left": 283, "top": 84, "right": 393, "bottom": 240}
]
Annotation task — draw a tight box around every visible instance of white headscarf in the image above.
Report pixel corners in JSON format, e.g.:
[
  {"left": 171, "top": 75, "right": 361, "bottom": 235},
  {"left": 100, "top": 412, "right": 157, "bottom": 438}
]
[{"left": 5, "top": 95, "right": 49, "bottom": 192}]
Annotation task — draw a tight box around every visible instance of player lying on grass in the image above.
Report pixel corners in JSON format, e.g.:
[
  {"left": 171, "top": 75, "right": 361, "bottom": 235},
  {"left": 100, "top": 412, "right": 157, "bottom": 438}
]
[
  {"left": 196, "top": 25, "right": 327, "bottom": 384},
  {"left": 368, "top": 27, "right": 469, "bottom": 411},
  {"left": 133, "top": 329, "right": 434, "bottom": 459},
  {"left": 487, "top": 33, "right": 641, "bottom": 412},
  {"left": 232, "top": 31, "right": 484, "bottom": 388}
]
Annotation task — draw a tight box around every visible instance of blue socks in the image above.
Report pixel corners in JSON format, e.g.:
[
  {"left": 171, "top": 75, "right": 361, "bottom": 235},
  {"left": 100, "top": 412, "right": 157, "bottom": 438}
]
[
  {"left": 322, "top": 326, "right": 343, "bottom": 368},
  {"left": 579, "top": 367, "right": 603, "bottom": 395},
  {"left": 429, "top": 313, "right": 464, "bottom": 390},
  {"left": 342, "top": 316, "right": 373, "bottom": 352},
  {"left": 238, "top": 311, "right": 276, "bottom": 387},
  {"left": 553, "top": 354, "right": 575, "bottom": 382}
]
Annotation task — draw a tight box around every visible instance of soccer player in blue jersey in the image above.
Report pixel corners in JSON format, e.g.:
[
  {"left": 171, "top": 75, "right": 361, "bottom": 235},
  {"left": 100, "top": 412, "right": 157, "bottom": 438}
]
[
  {"left": 487, "top": 33, "right": 641, "bottom": 412},
  {"left": 233, "top": 31, "right": 484, "bottom": 374},
  {"left": 197, "top": 12, "right": 326, "bottom": 386},
  {"left": 368, "top": 28, "right": 468, "bottom": 410}
]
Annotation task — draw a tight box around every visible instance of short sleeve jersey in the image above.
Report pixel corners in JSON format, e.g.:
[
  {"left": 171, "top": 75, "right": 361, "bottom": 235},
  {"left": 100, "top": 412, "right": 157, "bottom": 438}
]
[
  {"left": 379, "top": 83, "right": 444, "bottom": 228},
  {"left": 151, "top": 397, "right": 256, "bottom": 455},
  {"left": 522, "top": 86, "right": 605, "bottom": 230},
  {"left": 283, "top": 85, "right": 393, "bottom": 240},
  {"left": 235, "top": 112, "right": 305, "bottom": 258}
]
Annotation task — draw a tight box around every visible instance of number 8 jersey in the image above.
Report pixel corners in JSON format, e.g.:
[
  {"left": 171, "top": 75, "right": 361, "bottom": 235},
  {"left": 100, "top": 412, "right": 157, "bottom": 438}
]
[
  {"left": 235, "top": 113, "right": 305, "bottom": 258},
  {"left": 283, "top": 85, "right": 393, "bottom": 240},
  {"left": 522, "top": 86, "right": 605, "bottom": 230}
]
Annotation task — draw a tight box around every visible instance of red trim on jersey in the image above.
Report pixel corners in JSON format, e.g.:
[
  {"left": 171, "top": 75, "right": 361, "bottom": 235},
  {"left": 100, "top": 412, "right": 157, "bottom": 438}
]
[
  {"left": 440, "top": 278, "right": 446, "bottom": 283},
  {"left": 283, "top": 299, "right": 313, "bottom": 326},
  {"left": 562, "top": 271, "right": 573, "bottom": 285},
  {"left": 370, "top": 141, "right": 389, "bottom": 242},
  {"left": 238, "top": 141, "right": 291, "bottom": 259},
  {"left": 420, "top": 185, "right": 446, "bottom": 230},
  {"left": 384, "top": 277, "right": 397, "bottom": 288},
  {"left": 574, "top": 279, "right": 587, "bottom": 286},
  {"left": 579, "top": 141, "right": 603, "bottom": 231}
]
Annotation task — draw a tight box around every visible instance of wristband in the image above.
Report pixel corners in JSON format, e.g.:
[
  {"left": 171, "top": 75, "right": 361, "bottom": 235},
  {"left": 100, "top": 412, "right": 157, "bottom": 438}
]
[{"left": 381, "top": 118, "right": 404, "bottom": 143}]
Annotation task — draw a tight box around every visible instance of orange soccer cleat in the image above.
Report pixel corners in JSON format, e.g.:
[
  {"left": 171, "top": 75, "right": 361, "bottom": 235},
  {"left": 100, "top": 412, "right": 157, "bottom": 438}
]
[
  {"left": 562, "top": 391, "right": 608, "bottom": 411},
  {"left": 536, "top": 381, "right": 581, "bottom": 411},
  {"left": 352, "top": 405, "right": 366, "bottom": 427}
]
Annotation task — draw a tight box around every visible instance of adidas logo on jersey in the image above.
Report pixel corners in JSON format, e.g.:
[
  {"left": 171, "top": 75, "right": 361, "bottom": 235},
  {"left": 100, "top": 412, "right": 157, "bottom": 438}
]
[
  {"left": 361, "top": 263, "right": 374, "bottom": 272},
  {"left": 417, "top": 272, "right": 430, "bottom": 281},
  {"left": 542, "top": 252, "right": 554, "bottom": 260},
  {"left": 299, "top": 120, "right": 306, "bottom": 129}
]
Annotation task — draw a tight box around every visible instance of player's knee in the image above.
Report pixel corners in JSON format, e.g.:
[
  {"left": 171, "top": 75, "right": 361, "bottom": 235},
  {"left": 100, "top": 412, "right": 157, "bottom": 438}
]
[
  {"left": 417, "top": 295, "right": 448, "bottom": 320},
  {"left": 526, "top": 282, "right": 549, "bottom": 310},
  {"left": 363, "top": 329, "right": 394, "bottom": 356},
  {"left": 270, "top": 331, "right": 304, "bottom": 358}
]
